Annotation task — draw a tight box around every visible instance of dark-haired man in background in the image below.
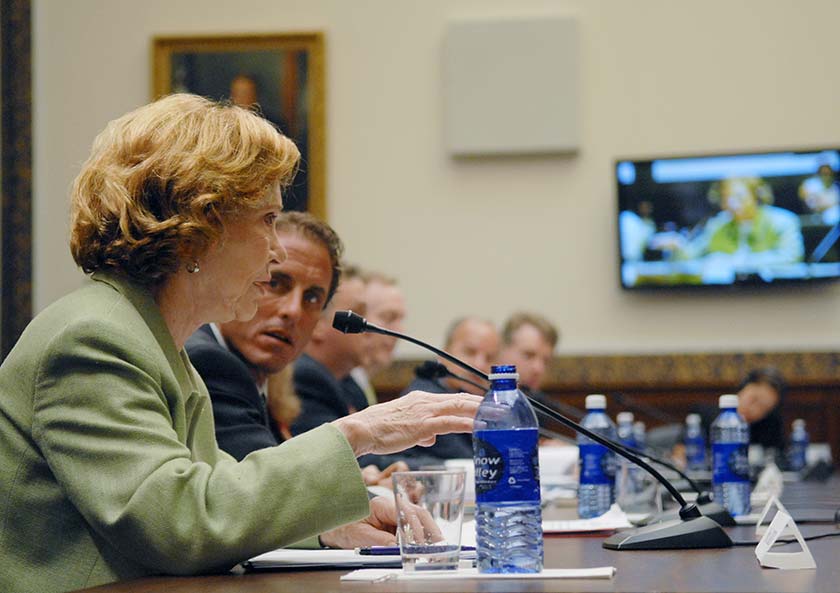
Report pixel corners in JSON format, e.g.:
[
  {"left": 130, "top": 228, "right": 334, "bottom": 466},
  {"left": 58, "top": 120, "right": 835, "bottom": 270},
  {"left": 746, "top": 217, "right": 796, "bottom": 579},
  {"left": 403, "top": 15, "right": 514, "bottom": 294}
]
[
  {"left": 290, "top": 265, "right": 372, "bottom": 436},
  {"left": 498, "top": 311, "right": 558, "bottom": 399}
]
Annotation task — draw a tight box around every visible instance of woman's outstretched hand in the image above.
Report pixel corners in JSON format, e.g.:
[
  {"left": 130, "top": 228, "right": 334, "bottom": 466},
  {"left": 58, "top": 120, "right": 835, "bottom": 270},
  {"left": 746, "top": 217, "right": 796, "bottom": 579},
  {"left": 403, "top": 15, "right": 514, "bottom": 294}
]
[{"left": 333, "top": 391, "right": 482, "bottom": 457}]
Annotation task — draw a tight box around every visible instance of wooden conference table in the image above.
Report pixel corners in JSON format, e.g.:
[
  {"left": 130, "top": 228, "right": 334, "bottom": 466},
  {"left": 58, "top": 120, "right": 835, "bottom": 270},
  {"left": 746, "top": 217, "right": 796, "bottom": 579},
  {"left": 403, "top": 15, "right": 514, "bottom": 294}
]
[{"left": 78, "top": 479, "right": 840, "bottom": 593}]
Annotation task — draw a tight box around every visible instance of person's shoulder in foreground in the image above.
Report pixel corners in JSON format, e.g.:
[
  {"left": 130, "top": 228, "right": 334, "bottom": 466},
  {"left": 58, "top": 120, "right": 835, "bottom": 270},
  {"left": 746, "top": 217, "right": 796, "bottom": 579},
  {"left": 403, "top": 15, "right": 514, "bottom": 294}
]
[{"left": 0, "top": 271, "right": 370, "bottom": 593}]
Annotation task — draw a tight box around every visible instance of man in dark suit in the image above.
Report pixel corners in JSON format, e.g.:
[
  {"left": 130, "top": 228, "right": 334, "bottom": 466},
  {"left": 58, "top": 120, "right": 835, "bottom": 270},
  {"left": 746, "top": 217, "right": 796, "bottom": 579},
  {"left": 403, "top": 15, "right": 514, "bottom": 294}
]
[
  {"left": 186, "top": 212, "right": 342, "bottom": 460},
  {"left": 290, "top": 266, "right": 371, "bottom": 435}
]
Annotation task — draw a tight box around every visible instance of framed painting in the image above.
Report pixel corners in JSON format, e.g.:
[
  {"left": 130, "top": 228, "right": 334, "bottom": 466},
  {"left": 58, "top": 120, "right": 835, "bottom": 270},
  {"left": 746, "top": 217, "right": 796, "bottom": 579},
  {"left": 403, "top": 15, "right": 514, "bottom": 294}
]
[{"left": 152, "top": 33, "right": 326, "bottom": 219}]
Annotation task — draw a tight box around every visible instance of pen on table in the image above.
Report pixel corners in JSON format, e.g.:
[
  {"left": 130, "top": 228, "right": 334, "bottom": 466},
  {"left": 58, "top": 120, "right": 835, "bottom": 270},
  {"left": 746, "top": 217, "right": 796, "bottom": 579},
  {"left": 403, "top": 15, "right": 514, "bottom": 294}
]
[{"left": 355, "top": 546, "right": 476, "bottom": 555}]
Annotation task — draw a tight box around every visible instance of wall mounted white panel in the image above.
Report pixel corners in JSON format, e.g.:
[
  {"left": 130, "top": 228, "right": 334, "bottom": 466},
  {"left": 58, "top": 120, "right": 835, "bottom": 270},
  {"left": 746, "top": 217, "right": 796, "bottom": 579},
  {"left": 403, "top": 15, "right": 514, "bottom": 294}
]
[{"left": 443, "top": 16, "right": 579, "bottom": 156}]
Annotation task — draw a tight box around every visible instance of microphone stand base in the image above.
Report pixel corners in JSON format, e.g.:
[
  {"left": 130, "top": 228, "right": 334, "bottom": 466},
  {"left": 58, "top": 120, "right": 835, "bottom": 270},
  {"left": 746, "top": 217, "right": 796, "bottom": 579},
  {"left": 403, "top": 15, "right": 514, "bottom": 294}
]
[
  {"left": 697, "top": 501, "right": 736, "bottom": 526},
  {"left": 602, "top": 516, "right": 733, "bottom": 550},
  {"left": 639, "top": 501, "right": 736, "bottom": 527}
]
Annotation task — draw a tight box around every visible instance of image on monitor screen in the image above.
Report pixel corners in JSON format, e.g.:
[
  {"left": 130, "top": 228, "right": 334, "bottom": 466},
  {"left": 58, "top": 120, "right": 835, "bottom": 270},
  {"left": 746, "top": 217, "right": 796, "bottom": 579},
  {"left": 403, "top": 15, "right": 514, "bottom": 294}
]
[{"left": 616, "top": 149, "right": 840, "bottom": 288}]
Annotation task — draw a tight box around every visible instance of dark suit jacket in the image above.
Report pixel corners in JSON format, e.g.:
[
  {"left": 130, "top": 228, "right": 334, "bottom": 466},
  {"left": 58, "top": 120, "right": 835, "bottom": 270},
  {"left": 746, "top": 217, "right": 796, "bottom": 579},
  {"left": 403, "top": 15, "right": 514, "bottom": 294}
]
[
  {"left": 185, "top": 324, "right": 282, "bottom": 461},
  {"left": 341, "top": 375, "right": 371, "bottom": 413},
  {"left": 291, "top": 353, "right": 352, "bottom": 436}
]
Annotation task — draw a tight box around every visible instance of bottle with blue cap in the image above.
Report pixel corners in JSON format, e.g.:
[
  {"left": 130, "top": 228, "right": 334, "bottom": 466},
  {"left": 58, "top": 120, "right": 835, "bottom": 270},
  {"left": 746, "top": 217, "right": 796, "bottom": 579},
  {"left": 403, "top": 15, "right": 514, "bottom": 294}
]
[
  {"left": 473, "top": 364, "right": 543, "bottom": 573},
  {"left": 711, "top": 394, "right": 751, "bottom": 516},
  {"left": 616, "top": 412, "right": 636, "bottom": 448},
  {"left": 684, "top": 413, "right": 707, "bottom": 471},
  {"left": 632, "top": 421, "right": 647, "bottom": 453},
  {"left": 577, "top": 394, "right": 617, "bottom": 518},
  {"left": 615, "top": 411, "right": 642, "bottom": 511},
  {"left": 787, "top": 419, "right": 809, "bottom": 472}
]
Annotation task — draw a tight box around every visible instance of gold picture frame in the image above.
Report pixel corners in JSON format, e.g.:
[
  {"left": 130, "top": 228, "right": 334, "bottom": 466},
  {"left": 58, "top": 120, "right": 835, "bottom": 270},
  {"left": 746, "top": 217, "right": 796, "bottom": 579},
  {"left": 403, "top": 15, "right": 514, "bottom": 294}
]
[{"left": 152, "top": 33, "right": 326, "bottom": 220}]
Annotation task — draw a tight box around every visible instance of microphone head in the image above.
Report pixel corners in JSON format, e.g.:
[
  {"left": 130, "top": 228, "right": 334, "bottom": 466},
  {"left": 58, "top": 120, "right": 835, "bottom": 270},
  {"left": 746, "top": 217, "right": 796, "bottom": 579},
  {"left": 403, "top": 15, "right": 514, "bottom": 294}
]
[
  {"left": 332, "top": 310, "right": 368, "bottom": 334},
  {"left": 415, "top": 360, "right": 449, "bottom": 380}
]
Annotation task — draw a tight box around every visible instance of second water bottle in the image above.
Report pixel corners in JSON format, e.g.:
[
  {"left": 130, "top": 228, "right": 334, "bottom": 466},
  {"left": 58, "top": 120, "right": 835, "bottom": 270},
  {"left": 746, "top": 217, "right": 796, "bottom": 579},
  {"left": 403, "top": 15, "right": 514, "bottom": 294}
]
[
  {"left": 578, "top": 394, "right": 617, "bottom": 518},
  {"left": 711, "top": 394, "right": 751, "bottom": 516}
]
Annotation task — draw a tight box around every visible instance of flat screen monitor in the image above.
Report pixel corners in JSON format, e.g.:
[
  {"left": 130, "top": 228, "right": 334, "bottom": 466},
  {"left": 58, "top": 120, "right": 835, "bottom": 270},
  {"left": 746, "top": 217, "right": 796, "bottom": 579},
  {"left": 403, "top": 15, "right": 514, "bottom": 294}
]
[{"left": 616, "top": 148, "right": 840, "bottom": 289}]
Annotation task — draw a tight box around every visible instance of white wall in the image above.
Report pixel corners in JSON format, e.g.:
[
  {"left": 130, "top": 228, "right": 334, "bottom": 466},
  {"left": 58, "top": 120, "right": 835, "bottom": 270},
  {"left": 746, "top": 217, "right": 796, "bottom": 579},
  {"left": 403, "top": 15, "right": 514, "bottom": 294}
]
[{"left": 34, "top": 0, "right": 840, "bottom": 356}]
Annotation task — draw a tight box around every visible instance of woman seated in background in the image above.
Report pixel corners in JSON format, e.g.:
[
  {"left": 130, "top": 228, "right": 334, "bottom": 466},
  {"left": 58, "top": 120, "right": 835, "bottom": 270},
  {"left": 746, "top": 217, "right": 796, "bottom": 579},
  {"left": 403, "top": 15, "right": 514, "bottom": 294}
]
[
  {"left": 665, "top": 366, "right": 787, "bottom": 465},
  {"left": 731, "top": 366, "right": 786, "bottom": 453},
  {"left": 0, "top": 94, "right": 480, "bottom": 593}
]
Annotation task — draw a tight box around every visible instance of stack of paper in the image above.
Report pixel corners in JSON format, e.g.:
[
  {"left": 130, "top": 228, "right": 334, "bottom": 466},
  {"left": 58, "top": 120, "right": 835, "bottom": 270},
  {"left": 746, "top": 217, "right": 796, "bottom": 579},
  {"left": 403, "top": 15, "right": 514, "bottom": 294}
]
[
  {"left": 341, "top": 566, "right": 616, "bottom": 582},
  {"left": 244, "top": 548, "right": 401, "bottom": 570},
  {"left": 542, "top": 504, "right": 633, "bottom": 534}
]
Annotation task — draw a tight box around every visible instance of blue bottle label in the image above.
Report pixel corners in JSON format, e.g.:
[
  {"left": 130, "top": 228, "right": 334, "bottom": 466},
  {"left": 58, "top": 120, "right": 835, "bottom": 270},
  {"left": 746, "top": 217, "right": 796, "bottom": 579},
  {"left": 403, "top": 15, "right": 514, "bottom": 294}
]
[
  {"left": 685, "top": 437, "right": 706, "bottom": 465},
  {"left": 578, "top": 444, "right": 616, "bottom": 485},
  {"left": 473, "top": 428, "right": 540, "bottom": 503},
  {"left": 712, "top": 442, "right": 749, "bottom": 483}
]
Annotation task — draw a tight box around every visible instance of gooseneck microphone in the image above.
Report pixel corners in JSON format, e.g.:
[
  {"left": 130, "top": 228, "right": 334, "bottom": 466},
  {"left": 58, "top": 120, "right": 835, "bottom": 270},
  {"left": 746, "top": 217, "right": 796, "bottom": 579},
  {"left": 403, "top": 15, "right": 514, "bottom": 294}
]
[
  {"left": 410, "top": 360, "right": 735, "bottom": 527},
  {"left": 415, "top": 354, "right": 733, "bottom": 524},
  {"left": 414, "top": 360, "right": 488, "bottom": 393},
  {"left": 333, "top": 310, "right": 733, "bottom": 550},
  {"left": 333, "top": 310, "right": 487, "bottom": 379}
]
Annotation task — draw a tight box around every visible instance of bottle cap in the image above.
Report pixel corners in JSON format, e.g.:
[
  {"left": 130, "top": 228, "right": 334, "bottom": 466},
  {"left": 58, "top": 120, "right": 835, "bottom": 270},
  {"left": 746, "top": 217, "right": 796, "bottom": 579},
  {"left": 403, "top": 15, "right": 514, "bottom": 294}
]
[
  {"left": 585, "top": 394, "right": 607, "bottom": 409},
  {"left": 686, "top": 413, "right": 701, "bottom": 424},
  {"left": 617, "top": 411, "right": 634, "bottom": 424},
  {"left": 718, "top": 394, "right": 739, "bottom": 409},
  {"left": 489, "top": 364, "right": 518, "bottom": 381},
  {"left": 792, "top": 418, "right": 806, "bottom": 429}
]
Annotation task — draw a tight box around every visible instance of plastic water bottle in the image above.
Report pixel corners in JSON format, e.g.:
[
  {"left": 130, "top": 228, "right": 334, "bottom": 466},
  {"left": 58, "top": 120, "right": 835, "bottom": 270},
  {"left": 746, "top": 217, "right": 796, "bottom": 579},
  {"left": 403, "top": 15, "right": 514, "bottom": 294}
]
[
  {"left": 632, "top": 421, "right": 647, "bottom": 453},
  {"left": 616, "top": 412, "right": 636, "bottom": 447},
  {"left": 577, "top": 394, "right": 617, "bottom": 518},
  {"left": 787, "top": 419, "right": 809, "bottom": 472},
  {"left": 684, "top": 413, "right": 706, "bottom": 471},
  {"left": 616, "top": 411, "right": 645, "bottom": 511},
  {"left": 711, "top": 394, "right": 751, "bottom": 516},
  {"left": 473, "top": 365, "right": 543, "bottom": 573}
]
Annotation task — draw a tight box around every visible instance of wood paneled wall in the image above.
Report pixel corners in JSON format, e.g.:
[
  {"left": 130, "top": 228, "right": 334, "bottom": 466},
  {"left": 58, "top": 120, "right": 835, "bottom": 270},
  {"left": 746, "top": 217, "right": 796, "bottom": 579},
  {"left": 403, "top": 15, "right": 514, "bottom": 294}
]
[{"left": 373, "top": 351, "right": 840, "bottom": 462}]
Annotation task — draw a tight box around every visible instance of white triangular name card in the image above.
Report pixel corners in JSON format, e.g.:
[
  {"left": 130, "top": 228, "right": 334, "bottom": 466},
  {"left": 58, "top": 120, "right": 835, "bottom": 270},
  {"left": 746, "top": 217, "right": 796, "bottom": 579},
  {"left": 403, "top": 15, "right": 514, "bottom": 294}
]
[
  {"left": 754, "top": 510, "right": 816, "bottom": 570},
  {"left": 755, "top": 495, "right": 795, "bottom": 537}
]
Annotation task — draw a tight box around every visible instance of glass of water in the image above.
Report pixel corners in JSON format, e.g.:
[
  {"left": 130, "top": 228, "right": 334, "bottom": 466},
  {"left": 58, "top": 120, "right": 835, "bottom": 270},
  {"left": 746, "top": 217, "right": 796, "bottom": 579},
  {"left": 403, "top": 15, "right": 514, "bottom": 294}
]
[{"left": 392, "top": 469, "right": 466, "bottom": 571}]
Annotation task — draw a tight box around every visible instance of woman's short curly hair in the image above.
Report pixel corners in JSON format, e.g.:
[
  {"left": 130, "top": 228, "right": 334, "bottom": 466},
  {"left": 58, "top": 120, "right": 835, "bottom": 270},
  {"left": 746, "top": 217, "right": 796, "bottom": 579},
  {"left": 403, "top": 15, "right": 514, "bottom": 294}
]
[{"left": 70, "top": 93, "right": 300, "bottom": 288}]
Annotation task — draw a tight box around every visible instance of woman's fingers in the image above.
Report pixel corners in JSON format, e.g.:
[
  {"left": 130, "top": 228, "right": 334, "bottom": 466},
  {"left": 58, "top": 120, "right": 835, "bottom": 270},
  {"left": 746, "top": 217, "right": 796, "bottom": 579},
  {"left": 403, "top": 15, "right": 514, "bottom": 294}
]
[
  {"left": 396, "top": 497, "right": 444, "bottom": 545},
  {"left": 333, "top": 391, "right": 483, "bottom": 456},
  {"left": 361, "top": 464, "right": 382, "bottom": 485},
  {"left": 380, "top": 461, "right": 410, "bottom": 478}
]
